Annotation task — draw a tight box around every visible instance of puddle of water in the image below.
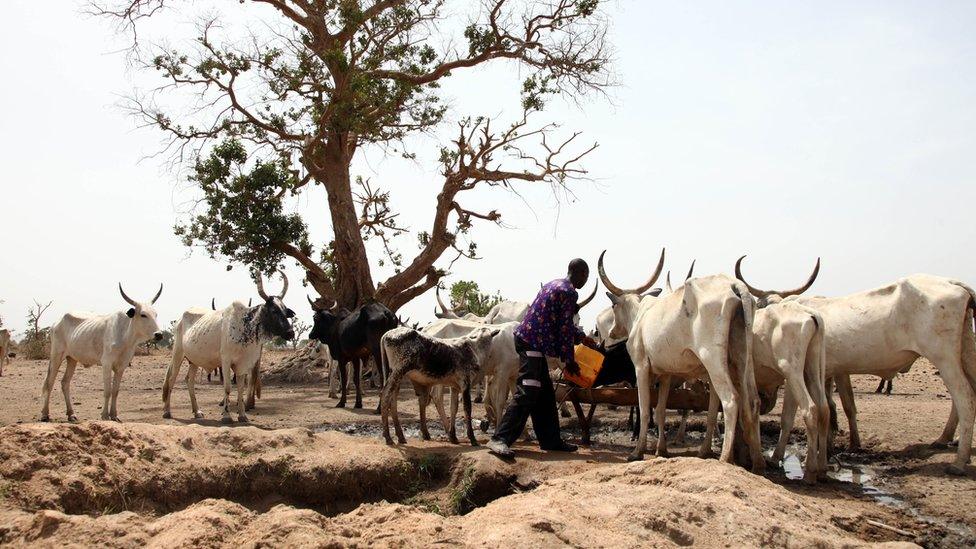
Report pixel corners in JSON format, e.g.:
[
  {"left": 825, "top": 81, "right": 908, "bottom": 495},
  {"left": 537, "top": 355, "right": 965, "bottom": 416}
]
[{"left": 780, "top": 450, "right": 972, "bottom": 539}]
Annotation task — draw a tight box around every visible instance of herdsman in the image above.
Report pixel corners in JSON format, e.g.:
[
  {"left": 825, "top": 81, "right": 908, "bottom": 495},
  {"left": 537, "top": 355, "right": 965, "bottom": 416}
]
[{"left": 488, "top": 258, "right": 596, "bottom": 458}]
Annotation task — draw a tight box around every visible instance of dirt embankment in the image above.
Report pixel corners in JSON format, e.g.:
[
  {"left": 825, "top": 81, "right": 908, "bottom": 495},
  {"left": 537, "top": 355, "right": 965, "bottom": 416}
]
[{"left": 0, "top": 422, "right": 921, "bottom": 548}]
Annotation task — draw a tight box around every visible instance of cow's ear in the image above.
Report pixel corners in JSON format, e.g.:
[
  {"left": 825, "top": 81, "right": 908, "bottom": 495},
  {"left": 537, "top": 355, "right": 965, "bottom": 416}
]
[
  {"left": 126, "top": 308, "right": 136, "bottom": 318},
  {"left": 286, "top": 308, "right": 296, "bottom": 318}
]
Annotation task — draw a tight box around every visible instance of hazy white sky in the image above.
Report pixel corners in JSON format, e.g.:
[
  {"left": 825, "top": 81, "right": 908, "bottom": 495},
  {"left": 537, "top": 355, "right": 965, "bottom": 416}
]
[{"left": 1, "top": 1, "right": 974, "bottom": 336}]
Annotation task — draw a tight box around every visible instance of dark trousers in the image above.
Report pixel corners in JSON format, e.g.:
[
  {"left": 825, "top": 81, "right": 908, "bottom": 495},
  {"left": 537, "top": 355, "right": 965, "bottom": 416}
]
[{"left": 492, "top": 336, "right": 563, "bottom": 448}]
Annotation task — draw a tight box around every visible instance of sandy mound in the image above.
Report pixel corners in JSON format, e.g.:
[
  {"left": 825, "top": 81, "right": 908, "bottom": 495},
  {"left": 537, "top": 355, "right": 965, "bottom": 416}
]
[{"left": 0, "top": 422, "right": 917, "bottom": 548}]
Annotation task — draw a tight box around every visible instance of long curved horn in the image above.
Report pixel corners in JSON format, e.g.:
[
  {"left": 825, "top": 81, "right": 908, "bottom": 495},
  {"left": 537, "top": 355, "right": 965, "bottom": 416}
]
[
  {"left": 119, "top": 283, "right": 137, "bottom": 307},
  {"left": 151, "top": 283, "right": 163, "bottom": 304},
  {"left": 577, "top": 280, "right": 599, "bottom": 309},
  {"left": 734, "top": 255, "right": 820, "bottom": 298},
  {"left": 277, "top": 269, "right": 289, "bottom": 298},
  {"left": 255, "top": 272, "right": 270, "bottom": 301},
  {"left": 212, "top": 298, "right": 216, "bottom": 311},
  {"left": 597, "top": 248, "right": 665, "bottom": 296},
  {"left": 435, "top": 286, "right": 453, "bottom": 315}
]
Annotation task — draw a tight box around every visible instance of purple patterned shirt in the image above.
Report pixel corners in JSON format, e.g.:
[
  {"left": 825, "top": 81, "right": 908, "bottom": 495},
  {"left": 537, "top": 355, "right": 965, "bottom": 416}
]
[{"left": 514, "top": 278, "right": 585, "bottom": 363}]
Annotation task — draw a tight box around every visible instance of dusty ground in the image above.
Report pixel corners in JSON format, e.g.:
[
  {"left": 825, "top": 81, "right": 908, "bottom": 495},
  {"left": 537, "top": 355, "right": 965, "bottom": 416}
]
[{"left": 0, "top": 351, "right": 973, "bottom": 547}]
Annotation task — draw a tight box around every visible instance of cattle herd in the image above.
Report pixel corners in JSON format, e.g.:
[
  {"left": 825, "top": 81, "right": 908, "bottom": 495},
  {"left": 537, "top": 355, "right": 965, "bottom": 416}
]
[{"left": 27, "top": 250, "right": 976, "bottom": 485}]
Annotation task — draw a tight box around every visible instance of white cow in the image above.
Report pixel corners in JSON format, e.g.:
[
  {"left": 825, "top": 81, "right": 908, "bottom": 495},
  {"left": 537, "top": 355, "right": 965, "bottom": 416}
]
[
  {"left": 40, "top": 284, "right": 163, "bottom": 422},
  {"left": 0, "top": 328, "right": 11, "bottom": 376},
  {"left": 163, "top": 272, "right": 295, "bottom": 423},
  {"left": 736, "top": 257, "right": 976, "bottom": 475},
  {"left": 698, "top": 298, "right": 829, "bottom": 483},
  {"left": 600, "top": 250, "right": 765, "bottom": 473}
]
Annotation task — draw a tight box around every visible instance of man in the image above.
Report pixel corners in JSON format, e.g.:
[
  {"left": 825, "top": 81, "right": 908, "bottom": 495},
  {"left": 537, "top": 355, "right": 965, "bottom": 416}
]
[{"left": 488, "top": 258, "right": 596, "bottom": 458}]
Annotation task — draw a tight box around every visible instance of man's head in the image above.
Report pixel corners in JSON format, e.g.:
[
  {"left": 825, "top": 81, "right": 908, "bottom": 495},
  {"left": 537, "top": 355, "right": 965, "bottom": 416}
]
[{"left": 567, "top": 258, "right": 589, "bottom": 289}]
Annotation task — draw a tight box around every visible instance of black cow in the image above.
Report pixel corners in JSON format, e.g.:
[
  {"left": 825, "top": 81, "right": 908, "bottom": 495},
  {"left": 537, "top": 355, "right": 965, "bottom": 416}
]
[{"left": 308, "top": 299, "right": 399, "bottom": 409}]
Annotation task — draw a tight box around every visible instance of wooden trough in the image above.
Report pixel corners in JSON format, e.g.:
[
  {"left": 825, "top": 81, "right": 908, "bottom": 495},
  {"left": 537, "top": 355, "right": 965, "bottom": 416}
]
[{"left": 554, "top": 382, "right": 711, "bottom": 446}]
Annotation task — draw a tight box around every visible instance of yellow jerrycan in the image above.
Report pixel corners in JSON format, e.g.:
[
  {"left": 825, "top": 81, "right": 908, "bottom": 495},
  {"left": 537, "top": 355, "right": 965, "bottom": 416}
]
[{"left": 564, "top": 344, "right": 605, "bottom": 388}]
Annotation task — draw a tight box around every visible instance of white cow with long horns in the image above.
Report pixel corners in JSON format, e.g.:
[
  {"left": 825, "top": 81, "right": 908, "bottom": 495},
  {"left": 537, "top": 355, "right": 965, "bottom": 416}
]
[
  {"left": 40, "top": 283, "right": 164, "bottom": 422},
  {"left": 163, "top": 271, "right": 295, "bottom": 423},
  {"left": 600, "top": 250, "right": 765, "bottom": 473},
  {"left": 735, "top": 256, "right": 976, "bottom": 475}
]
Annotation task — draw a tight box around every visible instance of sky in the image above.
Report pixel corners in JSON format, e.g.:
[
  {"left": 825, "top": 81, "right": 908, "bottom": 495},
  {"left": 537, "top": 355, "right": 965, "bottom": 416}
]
[{"left": 1, "top": 1, "right": 975, "bottom": 337}]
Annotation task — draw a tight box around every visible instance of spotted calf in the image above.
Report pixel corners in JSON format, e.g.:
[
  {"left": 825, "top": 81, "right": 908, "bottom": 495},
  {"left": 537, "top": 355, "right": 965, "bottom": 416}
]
[{"left": 380, "top": 326, "right": 499, "bottom": 446}]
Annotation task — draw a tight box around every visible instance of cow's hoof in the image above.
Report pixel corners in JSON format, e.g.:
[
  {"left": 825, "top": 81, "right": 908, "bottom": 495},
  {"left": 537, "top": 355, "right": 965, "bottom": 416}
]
[
  {"left": 354, "top": 402, "right": 362, "bottom": 409},
  {"left": 67, "top": 415, "right": 79, "bottom": 423},
  {"left": 111, "top": 416, "right": 122, "bottom": 423},
  {"left": 946, "top": 464, "right": 967, "bottom": 476},
  {"left": 238, "top": 414, "right": 249, "bottom": 423},
  {"left": 384, "top": 438, "right": 394, "bottom": 446},
  {"left": 697, "top": 449, "right": 715, "bottom": 459},
  {"left": 478, "top": 419, "right": 490, "bottom": 433},
  {"left": 162, "top": 412, "right": 172, "bottom": 419},
  {"left": 469, "top": 440, "right": 480, "bottom": 447},
  {"left": 929, "top": 440, "right": 949, "bottom": 449},
  {"left": 335, "top": 401, "right": 346, "bottom": 409},
  {"left": 751, "top": 462, "right": 766, "bottom": 475},
  {"left": 803, "top": 472, "right": 818, "bottom": 485},
  {"left": 765, "top": 456, "right": 783, "bottom": 470},
  {"left": 220, "top": 416, "right": 233, "bottom": 424},
  {"left": 397, "top": 437, "right": 407, "bottom": 445},
  {"left": 194, "top": 411, "right": 205, "bottom": 419},
  {"left": 449, "top": 436, "right": 460, "bottom": 445},
  {"left": 626, "top": 453, "right": 644, "bottom": 462},
  {"left": 40, "top": 415, "right": 50, "bottom": 422}
]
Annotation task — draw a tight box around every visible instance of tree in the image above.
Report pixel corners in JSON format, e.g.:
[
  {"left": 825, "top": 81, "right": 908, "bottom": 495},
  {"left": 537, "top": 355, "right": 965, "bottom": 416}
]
[
  {"left": 290, "top": 317, "right": 312, "bottom": 349},
  {"left": 449, "top": 280, "right": 503, "bottom": 317},
  {"left": 23, "top": 300, "right": 53, "bottom": 360},
  {"left": 94, "top": 0, "right": 611, "bottom": 311}
]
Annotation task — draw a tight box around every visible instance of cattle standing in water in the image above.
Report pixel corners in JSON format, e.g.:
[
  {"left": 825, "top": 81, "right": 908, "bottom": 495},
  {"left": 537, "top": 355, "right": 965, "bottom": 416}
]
[
  {"left": 40, "top": 284, "right": 164, "bottom": 422},
  {"left": 380, "top": 326, "right": 499, "bottom": 445},
  {"left": 736, "top": 256, "right": 976, "bottom": 475},
  {"left": 163, "top": 272, "right": 295, "bottom": 423},
  {"left": 308, "top": 299, "right": 398, "bottom": 409}
]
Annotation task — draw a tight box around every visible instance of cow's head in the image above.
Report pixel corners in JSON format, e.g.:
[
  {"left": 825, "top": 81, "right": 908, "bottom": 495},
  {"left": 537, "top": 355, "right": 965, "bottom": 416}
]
[
  {"left": 733, "top": 256, "right": 820, "bottom": 308},
  {"left": 466, "top": 327, "right": 502, "bottom": 369},
  {"left": 255, "top": 270, "right": 296, "bottom": 340},
  {"left": 119, "top": 283, "right": 163, "bottom": 342},
  {"left": 598, "top": 249, "right": 665, "bottom": 340},
  {"left": 308, "top": 297, "right": 349, "bottom": 343}
]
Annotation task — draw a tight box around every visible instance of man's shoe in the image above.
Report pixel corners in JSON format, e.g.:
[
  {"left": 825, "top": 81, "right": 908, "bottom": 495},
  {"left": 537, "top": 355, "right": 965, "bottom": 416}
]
[
  {"left": 542, "top": 441, "right": 578, "bottom": 453},
  {"left": 487, "top": 439, "right": 515, "bottom": 458}
]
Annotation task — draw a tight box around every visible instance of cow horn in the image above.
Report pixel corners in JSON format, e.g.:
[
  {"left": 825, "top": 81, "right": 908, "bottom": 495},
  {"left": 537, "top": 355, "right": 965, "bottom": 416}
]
[
  {"left": 734, "top": 255, "right": 820, "bottom": 298},
  {"left": 118, "top": 283, "right": 137, "bottom": 307},
  {"left": 255, "top": 272, "right": 270, "bottom": 301},
  {"left": 666, "top": 271, "right": 672, "bottom": 293},
  {"left": 248, "top": 298, "right": 253, "bottom": 307},
  {"left": 278, "top": 269, "right": 289, "bottom": 298},
  {"left": 435, "top": 286, "right": 453, "bottom": 316},
  {"left": 211, "top": 298, "right": 216, "bottom": 311},
  {"left": 151, "top": 283, "right": 163, "bottom": 304},
  {"left": 307, "top": 295, "right": 318, "bottom": 310},
  {"left": 577, "top": 280, "right": 598, "bottom": 309},
  {"left": 598, "top": 248, "right": 665, "bottom": 296},
  {"left": 685, "top": 260, "right": 696, "bottom": 281}
]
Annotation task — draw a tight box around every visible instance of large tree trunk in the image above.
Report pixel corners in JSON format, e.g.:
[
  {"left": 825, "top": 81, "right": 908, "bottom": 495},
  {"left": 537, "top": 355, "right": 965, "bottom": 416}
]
[{"left": 316, "top": 135, "right": 376, "bottom": 308}]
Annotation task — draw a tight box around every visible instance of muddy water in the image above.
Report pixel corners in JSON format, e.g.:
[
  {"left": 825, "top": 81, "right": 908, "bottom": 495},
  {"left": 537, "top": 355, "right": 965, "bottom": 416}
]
[{"left": 781, "top": 449, "right": 974, "bottom": 542}]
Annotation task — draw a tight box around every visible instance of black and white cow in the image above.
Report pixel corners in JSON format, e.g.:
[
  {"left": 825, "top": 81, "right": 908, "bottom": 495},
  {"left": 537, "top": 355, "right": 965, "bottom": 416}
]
[
  {"left": 379, "top": 326, "right": 499, "bottom": 446},
  {"left": 163, "top": 272, "right": 295, "bottom": 423},
  {"left": 308, "top": 299, "right": 399, "bottom": 409}
]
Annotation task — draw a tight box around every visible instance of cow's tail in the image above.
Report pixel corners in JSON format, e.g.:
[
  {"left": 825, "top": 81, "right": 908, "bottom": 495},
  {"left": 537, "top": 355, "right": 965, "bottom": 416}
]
[
  {"left": 379, "top": 337, "right": 404, "bottom": 418},
  {"left": 731, "top": 281, "right": 757, "bottom": 406},
  {"left": 950, "top": 280, "right": 976, "bottom": 385},
  {"left": 163, "top": 320, "right": 184, "bottom": 403}
]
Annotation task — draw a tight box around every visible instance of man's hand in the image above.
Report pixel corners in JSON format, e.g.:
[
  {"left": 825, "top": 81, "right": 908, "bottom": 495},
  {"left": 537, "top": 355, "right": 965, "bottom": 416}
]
[
  {"left": 565, "top": 361, "right": 581, "bottom": 377},
  {"left": 581, "top": 336, "right": 598, "bottom": 349}
]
